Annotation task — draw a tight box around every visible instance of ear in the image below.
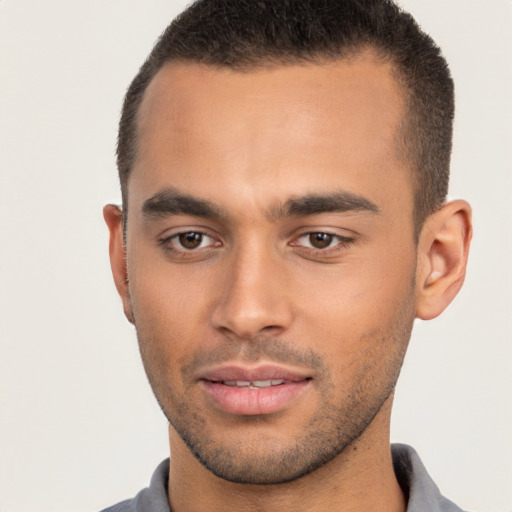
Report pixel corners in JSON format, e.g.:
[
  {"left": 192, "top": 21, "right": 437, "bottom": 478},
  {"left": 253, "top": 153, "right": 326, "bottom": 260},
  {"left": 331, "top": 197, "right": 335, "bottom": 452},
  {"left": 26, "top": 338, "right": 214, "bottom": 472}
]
[
  {"left": 415, "top": 200, "right": 473, "bottom": 320},
  {"left": 103, "top": 204, "right": 134, "bottom": 324}
]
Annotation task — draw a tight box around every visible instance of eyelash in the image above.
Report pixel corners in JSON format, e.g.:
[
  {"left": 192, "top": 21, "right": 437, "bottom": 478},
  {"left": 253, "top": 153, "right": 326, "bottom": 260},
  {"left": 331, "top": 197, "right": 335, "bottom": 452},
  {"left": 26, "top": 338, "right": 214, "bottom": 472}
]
[
  {"left": 159, "top": 231, "right": 219, "bottom": 254},
  {"left": 292, "top": 232, "right": 355, "bottom": 254},
  {"left": 158, "top": 230, "right": 355, "bottom": 257}
]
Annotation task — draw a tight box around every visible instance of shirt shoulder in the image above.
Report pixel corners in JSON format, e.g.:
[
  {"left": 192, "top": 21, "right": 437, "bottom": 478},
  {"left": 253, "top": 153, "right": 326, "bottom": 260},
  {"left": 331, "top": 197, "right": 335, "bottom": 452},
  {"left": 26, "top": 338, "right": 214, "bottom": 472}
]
[
  {"left": 99, "top": 459, "right": 171, "bottom": 512},
  {"left": 100, "top": 498, "right": 136, "bottom": 512},
  {"left": 392, "top": 444, "right": 471, "bottom": 512}
]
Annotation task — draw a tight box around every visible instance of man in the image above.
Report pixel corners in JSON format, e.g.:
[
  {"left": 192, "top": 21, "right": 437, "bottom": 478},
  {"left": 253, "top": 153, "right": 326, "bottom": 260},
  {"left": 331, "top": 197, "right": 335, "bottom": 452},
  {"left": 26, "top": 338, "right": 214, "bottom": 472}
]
[{"left": 102, "top": 0, "right": 472, "bottom": 511}]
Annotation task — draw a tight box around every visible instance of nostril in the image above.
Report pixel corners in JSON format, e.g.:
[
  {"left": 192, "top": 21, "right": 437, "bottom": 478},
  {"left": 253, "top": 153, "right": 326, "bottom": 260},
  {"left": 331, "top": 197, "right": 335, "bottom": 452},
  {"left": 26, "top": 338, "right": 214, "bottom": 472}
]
[{"left": 210, "top": 280, "right": 293, "bottom": 339}]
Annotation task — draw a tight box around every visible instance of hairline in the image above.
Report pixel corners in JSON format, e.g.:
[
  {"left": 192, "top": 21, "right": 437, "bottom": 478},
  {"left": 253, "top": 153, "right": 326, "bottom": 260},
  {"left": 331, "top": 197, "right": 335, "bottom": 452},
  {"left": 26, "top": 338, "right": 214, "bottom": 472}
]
[{"left": 122, "top": 47, "right": 435, "bottom": 241}]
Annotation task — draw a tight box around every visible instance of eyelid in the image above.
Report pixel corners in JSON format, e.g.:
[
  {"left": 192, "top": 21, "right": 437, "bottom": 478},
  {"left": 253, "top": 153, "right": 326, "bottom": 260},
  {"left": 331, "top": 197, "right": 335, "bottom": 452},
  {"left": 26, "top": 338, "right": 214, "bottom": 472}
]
[
  {"left": 156, "top": 225, "right": 356, "bottom": 260},
  {"left": 158, "top": 227, "right": 222, "bottom": 253},
  {"left": 290, "top": 229, "right": 356, "bottom": 256}
]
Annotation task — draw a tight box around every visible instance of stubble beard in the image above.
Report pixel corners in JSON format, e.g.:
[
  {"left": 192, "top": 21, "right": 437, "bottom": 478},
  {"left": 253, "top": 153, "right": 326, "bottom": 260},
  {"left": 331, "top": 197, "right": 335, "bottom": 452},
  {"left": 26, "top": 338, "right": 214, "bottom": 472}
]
[
  {"left": 168, "top": 378, "right": 398, "bottom": 485},
  {"left": 133, "top": 292, "right": 415, "bottom": 485}
]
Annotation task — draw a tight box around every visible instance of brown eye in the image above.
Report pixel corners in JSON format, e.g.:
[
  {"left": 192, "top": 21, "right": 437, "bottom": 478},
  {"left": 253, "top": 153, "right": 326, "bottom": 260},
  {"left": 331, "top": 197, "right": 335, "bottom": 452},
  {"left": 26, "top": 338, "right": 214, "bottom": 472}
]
[
  {"left": 178, "top": 232, "right": 204, "bottom": 249},
  {"left": 308, "top": 232, "right": 333, "bottom": 249}
]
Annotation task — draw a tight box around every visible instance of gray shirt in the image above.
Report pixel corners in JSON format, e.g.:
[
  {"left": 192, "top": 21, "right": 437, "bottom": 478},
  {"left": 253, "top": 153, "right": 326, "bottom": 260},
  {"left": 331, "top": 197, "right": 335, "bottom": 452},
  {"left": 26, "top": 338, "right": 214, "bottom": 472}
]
[{"left": 101, "top": 444, "right": 467, "bottom": 512}]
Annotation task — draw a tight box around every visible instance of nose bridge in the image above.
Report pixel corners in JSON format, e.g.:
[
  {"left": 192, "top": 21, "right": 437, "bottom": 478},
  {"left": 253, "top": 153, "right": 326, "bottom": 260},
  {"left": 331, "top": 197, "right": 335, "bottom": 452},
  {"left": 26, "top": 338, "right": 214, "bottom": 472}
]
[{"left": 211, "top": 235, "right": 292, "bottom": 339}]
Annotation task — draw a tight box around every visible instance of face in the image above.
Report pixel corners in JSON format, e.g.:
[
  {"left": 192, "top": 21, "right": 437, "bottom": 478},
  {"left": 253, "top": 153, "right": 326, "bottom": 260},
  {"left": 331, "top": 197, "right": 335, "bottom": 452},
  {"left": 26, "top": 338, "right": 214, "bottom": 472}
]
[{"left": 122, "top": 55, "right": 418, "bottom": 484}]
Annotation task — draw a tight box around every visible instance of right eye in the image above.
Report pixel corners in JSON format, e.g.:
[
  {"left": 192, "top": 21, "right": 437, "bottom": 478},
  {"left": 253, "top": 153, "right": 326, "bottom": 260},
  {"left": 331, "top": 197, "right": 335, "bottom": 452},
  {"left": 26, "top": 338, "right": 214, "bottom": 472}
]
[
  {"left": 177, "top": 232, "right": 208, "bottom": 250},
  {"left": 298, "top": 232, "right": 337, "bottom": 249},
  {"left": 163, "top": 231, "right": 217, "bottom": 252}
]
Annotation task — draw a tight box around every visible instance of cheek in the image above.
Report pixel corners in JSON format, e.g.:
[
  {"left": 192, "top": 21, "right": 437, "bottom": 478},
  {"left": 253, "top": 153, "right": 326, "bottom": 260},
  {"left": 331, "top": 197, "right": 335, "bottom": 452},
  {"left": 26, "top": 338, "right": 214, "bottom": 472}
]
[
  {"left": 293, "top": 246, "right": 416, "bottom": 355},
  {"left": 129, "top": 243, "right": 212, "bottom": 321},
  {"left": 127, "top": 257, "right": 216, "bottom": 376}
]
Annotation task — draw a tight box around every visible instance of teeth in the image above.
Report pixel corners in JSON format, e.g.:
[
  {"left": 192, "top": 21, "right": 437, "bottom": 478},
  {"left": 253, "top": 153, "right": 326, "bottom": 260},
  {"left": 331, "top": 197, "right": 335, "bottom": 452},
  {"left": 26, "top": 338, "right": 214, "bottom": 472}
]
[
  {"left": 223, "top": 379, "right": 285, "bottom": 388},
  {"left": 225, "top": 380, "right": 251, "bottom": 387},
  {"left": 252, "top": 380, "right": 272, "bottom": 388}
]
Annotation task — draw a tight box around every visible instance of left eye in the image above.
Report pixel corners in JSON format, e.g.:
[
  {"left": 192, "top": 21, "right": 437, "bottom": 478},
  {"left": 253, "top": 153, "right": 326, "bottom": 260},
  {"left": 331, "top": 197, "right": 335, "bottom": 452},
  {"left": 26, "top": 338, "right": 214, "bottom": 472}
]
[
  {"left": 171, "top": 231, "right": 214, "bottom": 250},
  {"left": 296, "top": 232, "right": 348, "bottom": 250}
]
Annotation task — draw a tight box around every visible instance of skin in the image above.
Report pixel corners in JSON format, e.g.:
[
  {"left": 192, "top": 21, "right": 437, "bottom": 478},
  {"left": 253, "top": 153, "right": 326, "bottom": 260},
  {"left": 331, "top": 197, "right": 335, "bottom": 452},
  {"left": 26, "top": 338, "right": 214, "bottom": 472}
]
[{"left": 104, "top": 53, "right": 472, "bottom": 512}]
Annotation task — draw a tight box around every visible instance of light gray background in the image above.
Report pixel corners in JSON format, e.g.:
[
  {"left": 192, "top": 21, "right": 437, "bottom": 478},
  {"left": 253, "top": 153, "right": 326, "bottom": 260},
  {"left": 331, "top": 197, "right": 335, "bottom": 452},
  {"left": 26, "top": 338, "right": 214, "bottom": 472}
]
[{"left": 0, "top": 1, "right": 511, "bottom": 511}]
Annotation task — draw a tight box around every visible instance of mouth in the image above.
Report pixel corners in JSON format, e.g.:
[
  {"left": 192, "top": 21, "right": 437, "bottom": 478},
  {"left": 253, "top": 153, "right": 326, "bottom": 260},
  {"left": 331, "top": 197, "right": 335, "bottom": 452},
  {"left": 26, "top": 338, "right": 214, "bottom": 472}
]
[
  {"left": 221, "top": 379, "right": 287, "bottom": 388},
  {"left": 199, "top": 364, "right": 313, "bottom": 415}
]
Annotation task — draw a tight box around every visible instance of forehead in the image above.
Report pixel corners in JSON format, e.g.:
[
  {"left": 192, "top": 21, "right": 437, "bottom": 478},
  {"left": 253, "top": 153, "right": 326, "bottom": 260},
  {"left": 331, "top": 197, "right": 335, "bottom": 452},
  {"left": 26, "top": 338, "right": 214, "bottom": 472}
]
[{"left": 130, "top": 55, "right": 412, "bottom": 220}]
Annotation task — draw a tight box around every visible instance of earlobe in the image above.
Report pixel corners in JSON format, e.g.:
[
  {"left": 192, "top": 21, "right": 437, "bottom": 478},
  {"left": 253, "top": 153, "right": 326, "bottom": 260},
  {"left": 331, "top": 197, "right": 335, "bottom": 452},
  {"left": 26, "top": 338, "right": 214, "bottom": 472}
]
[
  {"left": 416, "top": 200, "right": 472, "bottom": 320},
  {"left": 103, "top": 204, "right": 134, "bottom": 324}
]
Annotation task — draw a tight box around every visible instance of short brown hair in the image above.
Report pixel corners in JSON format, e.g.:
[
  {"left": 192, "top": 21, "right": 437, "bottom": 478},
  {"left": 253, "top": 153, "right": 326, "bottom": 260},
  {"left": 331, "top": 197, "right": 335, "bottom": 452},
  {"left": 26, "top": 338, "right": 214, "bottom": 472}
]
[{"left": 117, "top": 0, "right": 454, "bottom": 231}]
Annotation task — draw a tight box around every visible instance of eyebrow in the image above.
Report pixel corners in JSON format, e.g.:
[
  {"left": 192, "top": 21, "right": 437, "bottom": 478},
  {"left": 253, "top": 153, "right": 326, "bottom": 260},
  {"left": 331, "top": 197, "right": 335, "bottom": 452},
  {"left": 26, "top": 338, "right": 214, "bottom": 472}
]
[
  {"left": 142, "top": 187, "right": 223, "bottom": 220},
  {"left": 141, "top": 187, "right": 379, "bottom": 221},
  {"left": 277, "top": 191, "right": 380, "bottom": 218}
]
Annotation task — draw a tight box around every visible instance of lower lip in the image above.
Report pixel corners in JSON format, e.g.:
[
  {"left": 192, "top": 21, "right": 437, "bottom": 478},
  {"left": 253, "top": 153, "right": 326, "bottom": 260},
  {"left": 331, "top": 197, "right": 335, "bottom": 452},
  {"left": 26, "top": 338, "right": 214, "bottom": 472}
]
[{"left": 201, "top": 380, "right": 311, "bottom": 415}]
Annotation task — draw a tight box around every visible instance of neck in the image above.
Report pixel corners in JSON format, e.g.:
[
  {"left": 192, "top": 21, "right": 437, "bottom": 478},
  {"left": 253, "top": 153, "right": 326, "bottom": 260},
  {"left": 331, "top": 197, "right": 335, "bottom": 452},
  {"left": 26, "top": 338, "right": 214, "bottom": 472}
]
[{"left": 167, "top": 399, "right": 405, "bottom": 512}]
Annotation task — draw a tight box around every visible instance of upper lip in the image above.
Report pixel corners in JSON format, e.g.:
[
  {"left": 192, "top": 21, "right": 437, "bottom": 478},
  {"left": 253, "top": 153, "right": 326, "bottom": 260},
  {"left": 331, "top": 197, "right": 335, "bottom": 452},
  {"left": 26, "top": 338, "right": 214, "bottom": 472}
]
[{"left": 199, "top": 363, "right": 313, "bottom": 383}]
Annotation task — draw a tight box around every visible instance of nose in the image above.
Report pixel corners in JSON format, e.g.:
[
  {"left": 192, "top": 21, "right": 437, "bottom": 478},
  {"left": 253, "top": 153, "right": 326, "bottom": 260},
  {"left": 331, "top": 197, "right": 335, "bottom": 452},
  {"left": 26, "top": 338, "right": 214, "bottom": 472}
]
[{"left": 210, "top": 243, "right": 293, "bottom": 340}]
